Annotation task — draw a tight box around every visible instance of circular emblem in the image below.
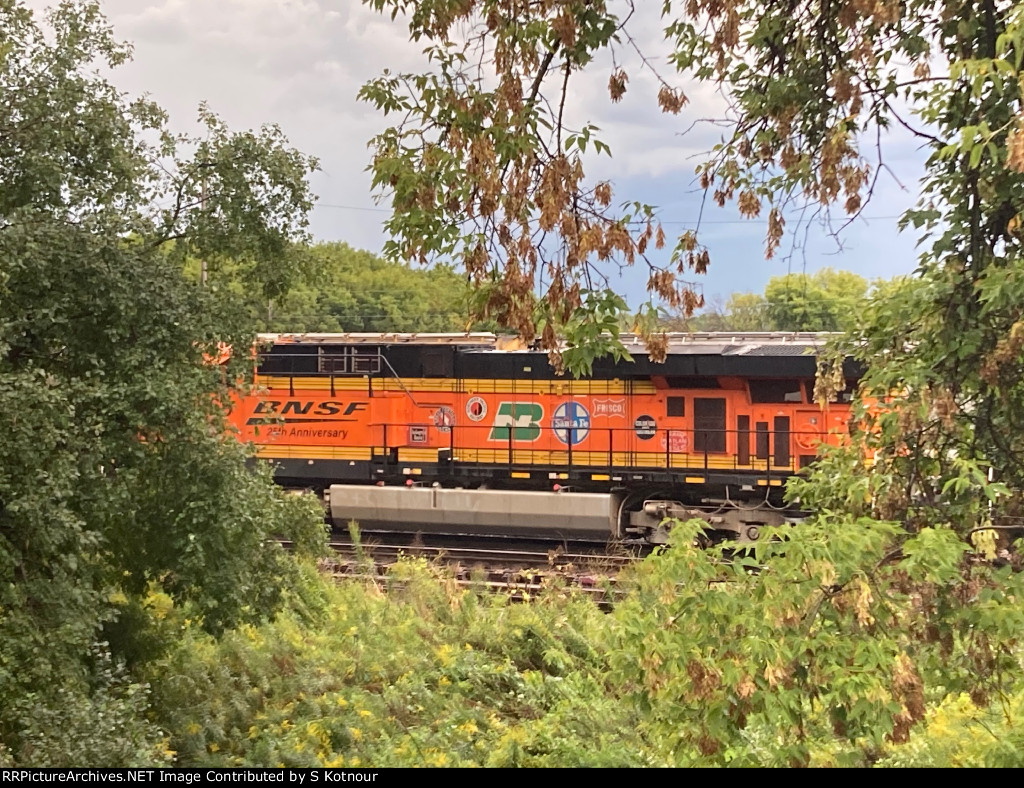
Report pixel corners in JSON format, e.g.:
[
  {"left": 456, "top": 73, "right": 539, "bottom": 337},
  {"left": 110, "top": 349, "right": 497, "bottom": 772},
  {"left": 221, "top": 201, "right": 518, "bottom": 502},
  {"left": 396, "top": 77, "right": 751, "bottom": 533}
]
[
  {"left": 552, "top": 401, "right": 590, "bottom": 445},
  {"left": 466, "top": 396, "right": 487, "bottom": 422},
  {"left": 634, "top": 415, "right": 656, "bottom": 440},
  {"left": 433, "top": 406, "right": 456, "bottom": 433}
]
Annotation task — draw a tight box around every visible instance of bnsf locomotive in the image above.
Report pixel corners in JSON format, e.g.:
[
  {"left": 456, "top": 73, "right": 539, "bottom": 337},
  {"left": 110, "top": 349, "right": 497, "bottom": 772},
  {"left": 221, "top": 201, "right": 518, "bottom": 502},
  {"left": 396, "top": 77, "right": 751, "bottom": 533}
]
[{"left": 229, "top": 332, "right": 860, "bottom": 542}]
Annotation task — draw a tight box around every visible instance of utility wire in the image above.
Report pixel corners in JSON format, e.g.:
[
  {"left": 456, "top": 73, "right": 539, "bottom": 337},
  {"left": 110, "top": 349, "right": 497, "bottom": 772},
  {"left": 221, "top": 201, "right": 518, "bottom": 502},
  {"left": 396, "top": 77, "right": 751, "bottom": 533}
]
[{"left": 313, "top": 202, "right": 904, "bottom": 226}]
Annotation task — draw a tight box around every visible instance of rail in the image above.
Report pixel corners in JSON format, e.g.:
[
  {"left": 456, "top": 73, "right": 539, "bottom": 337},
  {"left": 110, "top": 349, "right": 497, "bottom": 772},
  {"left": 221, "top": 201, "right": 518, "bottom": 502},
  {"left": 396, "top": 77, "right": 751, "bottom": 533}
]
[{"left": 370, "top": 422, "right": 840, "bottom": 481}]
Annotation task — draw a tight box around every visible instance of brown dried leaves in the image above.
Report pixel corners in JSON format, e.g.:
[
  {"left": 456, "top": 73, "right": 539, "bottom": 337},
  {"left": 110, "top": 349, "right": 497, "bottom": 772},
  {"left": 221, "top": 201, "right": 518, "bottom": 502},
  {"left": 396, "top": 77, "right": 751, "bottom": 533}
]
[
  {"left": 657, "top": 85, "right": 689, "bottom": 114},
  {"left": 608, "top": 68, "right": 628, "bottom": 102}
]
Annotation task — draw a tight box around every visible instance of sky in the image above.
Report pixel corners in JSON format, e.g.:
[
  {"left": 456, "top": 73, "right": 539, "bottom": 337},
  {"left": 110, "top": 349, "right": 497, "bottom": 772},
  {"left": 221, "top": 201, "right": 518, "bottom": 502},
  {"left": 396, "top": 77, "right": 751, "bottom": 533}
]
[{"left": 26, "top": 0, "right": 929, "bottom": 308}]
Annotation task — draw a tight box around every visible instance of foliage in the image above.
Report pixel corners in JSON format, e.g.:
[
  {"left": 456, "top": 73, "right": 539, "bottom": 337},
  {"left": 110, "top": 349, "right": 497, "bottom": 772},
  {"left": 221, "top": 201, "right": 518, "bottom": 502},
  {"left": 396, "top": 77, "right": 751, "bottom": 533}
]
[
  {"left": 540, "top": 288, "right": 633, "bottom": 375},
  {"left": 684, "top": 292, "right": 770, "bottom": 332},
  {"left": 354, "top": 0, "right": 1024, "bottom": 762},
  {"left": 3, "top": 644, "right": 174, "bottom": 768},
  {"left": 761, "top": 269, "right": 870, "bottom": 332},
  {"left": 196, "top": 242, "right": 486, "bottom": 334},
  {"left": 875, "top": 691, "right": 1024, "bottom": 768},
  {"left": 360, "top": 0, "right": 687, "bottom": 362},
  {"left": 0, "top": 0, "right": 324, "bottom": 764},
  {"left": 609, "top": 517, "right": 1024, "bottom": 766},
  {"left": 147, "top": 561, "right": 657, "bottom": 768},
  {"left": 357, "top": 1, "right": 932, "bottom": 366},
  {"left": 134, "top": 529, "right": 1024, "bottom": 768},
  {"left": 666, "top": 268, "right": 878, "bottom": 332},
  {"left": 360, "top": 0, "right": 1024, "bottom": 530},
  {"left": 358, "top": 0, "right": 1024, "bottom": 537}
]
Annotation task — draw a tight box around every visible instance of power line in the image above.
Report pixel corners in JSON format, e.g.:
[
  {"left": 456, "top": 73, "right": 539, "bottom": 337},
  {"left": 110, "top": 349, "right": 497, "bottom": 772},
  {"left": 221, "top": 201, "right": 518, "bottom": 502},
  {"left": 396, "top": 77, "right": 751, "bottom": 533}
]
[{"left": 312, "top": 201, "right": 903, "bottom": 226}]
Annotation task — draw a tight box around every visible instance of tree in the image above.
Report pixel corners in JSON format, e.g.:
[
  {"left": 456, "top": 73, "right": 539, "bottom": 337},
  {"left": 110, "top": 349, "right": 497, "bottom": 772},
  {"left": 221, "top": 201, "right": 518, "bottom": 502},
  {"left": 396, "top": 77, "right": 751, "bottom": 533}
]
[
  {"left": 0, "top": 0, "right": 323, "bottom": 764},
  {"left": 762, "top": 269, "right": 869, "bottom": 332},
  {"left": 721, "top": 292, "right": 772, "bottom": 332},
  {"left": 660, "top": 293, "right": 765, "bottom": 332},
  {"left": 359, "top": 1, "right": 696, "bottom": 360},
  {"left": 202, "top": 241, "right": 488, "bottom": 334},
  {"left": 361, "top": 0, "right": 1024, "bottom": 754},
  {"left": 661, "top": 269, "right": 873, "bottom": 332}
]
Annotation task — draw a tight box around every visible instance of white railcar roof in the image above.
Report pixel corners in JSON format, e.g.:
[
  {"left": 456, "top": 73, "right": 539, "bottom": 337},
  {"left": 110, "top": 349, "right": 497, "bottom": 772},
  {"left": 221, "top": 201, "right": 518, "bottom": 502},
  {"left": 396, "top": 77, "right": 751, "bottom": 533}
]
[{"left": 257, "top": 331, "right": 840, "bottom": 356}]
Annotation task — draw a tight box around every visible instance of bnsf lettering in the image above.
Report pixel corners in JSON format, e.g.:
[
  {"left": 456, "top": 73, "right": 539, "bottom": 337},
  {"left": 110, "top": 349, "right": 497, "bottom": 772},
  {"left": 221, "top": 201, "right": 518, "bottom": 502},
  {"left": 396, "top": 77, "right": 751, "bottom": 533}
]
[{"left": 252, "top": 401, "right": 367, "bottom": 417}]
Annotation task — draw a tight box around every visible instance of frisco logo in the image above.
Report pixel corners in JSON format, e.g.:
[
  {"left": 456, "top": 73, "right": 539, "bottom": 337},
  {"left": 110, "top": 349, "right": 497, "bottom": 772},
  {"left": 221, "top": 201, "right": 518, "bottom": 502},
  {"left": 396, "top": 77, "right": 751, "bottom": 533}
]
[{"left": 592, "top": 398, "right": 626, "bottom": 418}]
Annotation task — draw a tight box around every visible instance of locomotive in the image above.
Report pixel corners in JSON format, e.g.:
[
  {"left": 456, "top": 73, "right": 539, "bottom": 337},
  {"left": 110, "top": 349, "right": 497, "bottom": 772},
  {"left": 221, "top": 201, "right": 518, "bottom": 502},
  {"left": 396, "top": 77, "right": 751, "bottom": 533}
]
[{"left": 229, "top": 332, "right": 860, "bottom": 543}]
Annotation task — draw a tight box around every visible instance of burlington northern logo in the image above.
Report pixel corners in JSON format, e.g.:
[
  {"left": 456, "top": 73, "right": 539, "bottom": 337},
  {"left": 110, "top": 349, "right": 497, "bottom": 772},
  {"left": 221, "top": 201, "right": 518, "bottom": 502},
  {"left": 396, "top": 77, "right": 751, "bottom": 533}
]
[
  {"left": 246, "top": 400, "right": 368, "bottom": 425},
  {"left": 488, "top": 402, "right": 543, "bottom": 441}
]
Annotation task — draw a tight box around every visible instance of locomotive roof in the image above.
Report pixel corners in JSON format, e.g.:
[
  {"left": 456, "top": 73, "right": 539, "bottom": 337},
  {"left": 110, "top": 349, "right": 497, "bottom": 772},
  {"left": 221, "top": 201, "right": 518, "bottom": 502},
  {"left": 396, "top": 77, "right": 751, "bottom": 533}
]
[{"left": 258, "top": 331, "right": 840, "bottom": 357}]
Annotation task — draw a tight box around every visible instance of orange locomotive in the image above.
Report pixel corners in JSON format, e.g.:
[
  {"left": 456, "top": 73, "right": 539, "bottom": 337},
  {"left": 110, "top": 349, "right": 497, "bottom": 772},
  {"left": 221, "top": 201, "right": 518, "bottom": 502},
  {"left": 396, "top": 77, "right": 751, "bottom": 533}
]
[{"left": 229, "top": 332, "right": 859, "bottom": 542}]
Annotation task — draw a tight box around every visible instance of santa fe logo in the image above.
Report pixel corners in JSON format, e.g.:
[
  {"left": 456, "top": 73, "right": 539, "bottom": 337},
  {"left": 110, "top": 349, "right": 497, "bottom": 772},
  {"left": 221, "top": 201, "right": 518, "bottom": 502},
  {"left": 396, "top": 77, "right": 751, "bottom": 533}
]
[
  {"left": 552, "top": 401, "right": 591, "bottom": 445},
  {"left": 488, "top": 402, "right": 543, "bottom": 441}
]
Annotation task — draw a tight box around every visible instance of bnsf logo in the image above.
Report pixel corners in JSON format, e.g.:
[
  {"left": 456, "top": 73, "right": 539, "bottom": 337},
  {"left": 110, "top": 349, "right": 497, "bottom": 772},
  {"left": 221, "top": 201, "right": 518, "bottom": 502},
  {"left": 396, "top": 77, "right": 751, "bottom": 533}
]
[
  {"left": 252, "top": 401, "right": 368, "bottom": 416},
  {"left": 488, "top": 402, "right": 543, "bottom": 441}
]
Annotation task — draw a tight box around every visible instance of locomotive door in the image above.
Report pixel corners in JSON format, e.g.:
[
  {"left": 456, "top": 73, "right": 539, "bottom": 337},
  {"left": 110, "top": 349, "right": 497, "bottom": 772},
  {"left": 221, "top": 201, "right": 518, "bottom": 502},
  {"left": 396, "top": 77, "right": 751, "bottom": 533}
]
[
  {"left": 694, "top": 398, "right": 727, "bottom": 454},
  {"left": 773, "top": 415, "right": 791, "bottom": 468},
  {"left": 750, "top": 409, "right": 795, "bottom": 470}
]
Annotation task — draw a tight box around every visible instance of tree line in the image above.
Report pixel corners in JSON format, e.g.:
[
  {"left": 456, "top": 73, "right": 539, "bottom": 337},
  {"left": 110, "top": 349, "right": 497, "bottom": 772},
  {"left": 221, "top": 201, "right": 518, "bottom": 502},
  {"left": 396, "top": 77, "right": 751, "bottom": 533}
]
[{"left": 200, "top": 246, "right": 885, "bottom": 336}]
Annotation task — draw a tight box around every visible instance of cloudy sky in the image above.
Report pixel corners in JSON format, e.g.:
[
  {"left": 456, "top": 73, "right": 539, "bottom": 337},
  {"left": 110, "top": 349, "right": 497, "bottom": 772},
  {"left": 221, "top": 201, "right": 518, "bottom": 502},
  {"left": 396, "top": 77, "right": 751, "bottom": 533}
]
[{"left": 28, "top": 0, "right": 927, "bottom": 307}]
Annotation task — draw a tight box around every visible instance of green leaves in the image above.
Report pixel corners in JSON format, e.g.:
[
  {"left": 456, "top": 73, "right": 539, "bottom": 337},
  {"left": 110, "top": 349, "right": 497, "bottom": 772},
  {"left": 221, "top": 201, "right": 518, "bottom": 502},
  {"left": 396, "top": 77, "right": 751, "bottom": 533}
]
[
  {"left": 603, "top": 513, "right": 1024, "bottom": 766},
  {"left": 535, "top": 288, "right": 632, "bottom": 376},
  {"left": 0, "top": 0, "right": 323, "bottom": 764},
  {"left": 563, "top": 123, "right": 611, "bottom": 157},
  {"left": 148, "top": 562, "right": 653, "bottom": 768}
]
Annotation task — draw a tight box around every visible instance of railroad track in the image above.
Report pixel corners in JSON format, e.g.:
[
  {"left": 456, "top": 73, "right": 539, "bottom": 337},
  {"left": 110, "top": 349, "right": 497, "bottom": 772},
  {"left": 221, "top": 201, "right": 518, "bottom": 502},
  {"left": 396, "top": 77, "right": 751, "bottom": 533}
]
[
  {"left": 277, "top": 530, "right": 651, "bottom": 603},
  {"left": 326, "top": 538, "right": 647, "bottom": 569},
  {"left": 322, "top": 558, "right": 625, "bottom": 604}
]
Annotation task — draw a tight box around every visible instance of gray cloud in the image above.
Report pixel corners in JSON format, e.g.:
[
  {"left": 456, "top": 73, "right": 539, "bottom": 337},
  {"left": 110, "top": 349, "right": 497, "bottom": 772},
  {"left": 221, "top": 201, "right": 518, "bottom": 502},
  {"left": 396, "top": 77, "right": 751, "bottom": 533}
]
[{"left": 19, "top": 0, "right": 923, "bottom": 304}]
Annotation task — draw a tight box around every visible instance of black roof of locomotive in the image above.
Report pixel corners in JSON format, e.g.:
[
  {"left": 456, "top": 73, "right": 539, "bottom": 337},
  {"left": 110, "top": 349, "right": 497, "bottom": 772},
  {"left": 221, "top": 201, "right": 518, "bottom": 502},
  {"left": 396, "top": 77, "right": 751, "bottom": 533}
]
[{"left": 257, "top": 332, "right": 862, "bottom": 381}]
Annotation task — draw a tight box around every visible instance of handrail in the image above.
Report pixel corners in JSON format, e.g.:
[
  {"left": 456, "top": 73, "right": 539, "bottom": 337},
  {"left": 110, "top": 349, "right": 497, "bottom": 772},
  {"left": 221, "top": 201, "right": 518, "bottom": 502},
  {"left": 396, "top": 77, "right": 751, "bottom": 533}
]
[{"left": 368, "top": 422, "right": 839, "bottom": 477}]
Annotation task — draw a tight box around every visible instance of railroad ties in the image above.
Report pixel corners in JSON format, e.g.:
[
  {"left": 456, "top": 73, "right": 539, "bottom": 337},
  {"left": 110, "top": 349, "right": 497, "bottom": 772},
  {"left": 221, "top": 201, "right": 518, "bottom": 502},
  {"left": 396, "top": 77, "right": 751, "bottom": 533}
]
[{"left": 289, "top": 533, "right": 650, "bottom": 607}]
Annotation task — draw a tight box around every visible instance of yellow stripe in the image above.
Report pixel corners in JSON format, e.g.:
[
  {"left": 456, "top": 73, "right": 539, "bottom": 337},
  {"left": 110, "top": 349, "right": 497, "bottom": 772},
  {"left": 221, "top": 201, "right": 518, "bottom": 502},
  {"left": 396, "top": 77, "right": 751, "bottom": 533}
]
[
  {"left": 255, "top": 445, "right": 372, "bottom": 461},
  {"left": 591, "top": 473, "right": 611, "bottom": 481},
  {"left": 397, "top": 448, "right": 440, "bottom": 462},
  {"left": 510, "top": 471, "right": 531, "bottom": 479},
  {"left": 256, "top": 376, "right": 658, "bottom": 396},
  {"left": 377, "top": 379, "right": 458, "bottom": 392},
  {"left": 256, "top": 443, "right": 796, "bottom": 479}
]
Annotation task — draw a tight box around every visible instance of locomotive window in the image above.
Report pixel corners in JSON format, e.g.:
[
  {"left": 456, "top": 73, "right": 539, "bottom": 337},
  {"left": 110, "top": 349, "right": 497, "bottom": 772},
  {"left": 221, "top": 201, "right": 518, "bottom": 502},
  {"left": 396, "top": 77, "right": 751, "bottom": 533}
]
[
  {"left": 667, "top": 396, "right": 685, "bottom": 417},
  {"left": 749, "top": 379, "right": 804, "bottom": 404},
  {"left": 318, "top": 346, "right": 382, "bottom": 375}
]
